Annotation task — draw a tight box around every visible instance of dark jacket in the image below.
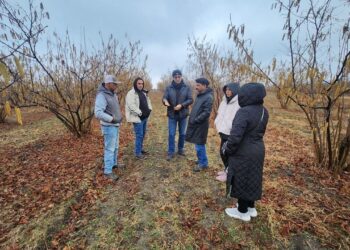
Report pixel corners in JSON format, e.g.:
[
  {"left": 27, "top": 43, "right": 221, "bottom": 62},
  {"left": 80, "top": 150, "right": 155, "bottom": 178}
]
[
  {"left": 162, "top": 81, "right": 193, "bottom": 120},
  {"left": 133, "top": 82, "right": 151, "bottom": 120},
  {"left": 224, "top": 83, "right": 269, "bottom": 201},
  {"left": 185, "top": 88, "right": 214, "bottom": 145}
]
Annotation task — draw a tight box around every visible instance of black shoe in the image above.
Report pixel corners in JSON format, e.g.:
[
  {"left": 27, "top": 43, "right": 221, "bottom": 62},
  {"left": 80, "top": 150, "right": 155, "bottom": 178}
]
[
  {"left": 177, "top": 151, "right": 186, "bottom": 156},
  {"left": 112, "top": 163, "right": 125, "bottom": 169},
  {"left": 141, "top": 150, "right": 149, "bottom": 155},
  {"left": 167, "top": 154, "right": 174, "bottom": 161},
  {"left": 104, "top": 172, "right": 119, "bottom": 181},
  {"left": 136, "top": 155, "right": 146, "bottom": 160},
  {"left": 193, "top": 165, "right": 208, "bottom": 172}
]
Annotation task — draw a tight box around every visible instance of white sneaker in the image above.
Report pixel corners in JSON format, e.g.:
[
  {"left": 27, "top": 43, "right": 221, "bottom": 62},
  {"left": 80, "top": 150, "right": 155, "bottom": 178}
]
[
  {"left": 225, "top": 207, "right": 251, "bottom": 222},
  {"left": 235, "top": 203, "right": 258, "bottom": 218},
  {"left": 248, "top": 207, "right": 258, "bottom": 217}
]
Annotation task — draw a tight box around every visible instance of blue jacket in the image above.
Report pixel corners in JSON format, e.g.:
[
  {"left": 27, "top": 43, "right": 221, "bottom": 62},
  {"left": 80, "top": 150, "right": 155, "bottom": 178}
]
[{"left": 162, "top": 81, "right": 193, "bottom": 120}]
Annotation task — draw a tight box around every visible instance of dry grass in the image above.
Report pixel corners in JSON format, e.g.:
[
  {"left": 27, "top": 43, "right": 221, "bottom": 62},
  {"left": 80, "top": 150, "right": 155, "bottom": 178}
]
[{"left": 0, "top": 91, "right": 349, "bottom": 249}]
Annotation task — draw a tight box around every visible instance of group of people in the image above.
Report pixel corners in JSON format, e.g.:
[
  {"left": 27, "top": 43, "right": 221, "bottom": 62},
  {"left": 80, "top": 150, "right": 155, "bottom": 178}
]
[
  {"left": 94, "top": 69, "right": 269, "bottom": 222},
  {"left": 162, "top": 70, "right": 214, "bottom": 172}
]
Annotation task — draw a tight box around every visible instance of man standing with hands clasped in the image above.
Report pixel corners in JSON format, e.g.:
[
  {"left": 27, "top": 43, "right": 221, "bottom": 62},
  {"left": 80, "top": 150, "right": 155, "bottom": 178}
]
[
  {"left": 185, "top": 78, "right": 213, "bottom": 172},
  {"left": 162, "top": 69, "right": 193, "bottom": 161},
  {"left": 95, "top": 75, "right": 123, "bottom": 181}
]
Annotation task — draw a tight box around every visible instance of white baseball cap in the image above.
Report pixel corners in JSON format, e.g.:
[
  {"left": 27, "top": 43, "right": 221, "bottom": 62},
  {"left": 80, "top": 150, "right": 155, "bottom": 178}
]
[{"left": 104, "top": 75, "right": 121, "bottom": 84}]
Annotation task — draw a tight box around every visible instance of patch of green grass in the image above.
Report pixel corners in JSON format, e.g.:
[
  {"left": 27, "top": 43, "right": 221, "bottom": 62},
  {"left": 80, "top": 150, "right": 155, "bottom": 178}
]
[
  {"left": 0, "top": 116, "right": 64, "bottom": 148},
  {"left": 227, "top": 227, "right": 242, "bottom": 242}
]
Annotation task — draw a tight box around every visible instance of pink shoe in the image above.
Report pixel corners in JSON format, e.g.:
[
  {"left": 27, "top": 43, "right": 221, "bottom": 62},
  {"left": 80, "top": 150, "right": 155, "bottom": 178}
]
[
  {"left": 217, "top": 170, "right": 226, "bottom": 176},
  {"left": 215, "top": 172, "right": 227, "bottom": 182}
]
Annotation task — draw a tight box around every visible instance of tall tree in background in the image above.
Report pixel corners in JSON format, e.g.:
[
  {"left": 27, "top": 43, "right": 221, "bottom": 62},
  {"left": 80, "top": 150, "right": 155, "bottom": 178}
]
[
  {"left": 1, "top": 0, "right": 148, "bottom": 137},
  {"left": 228, "top": 0, "right": 350, "bottom": 172},
  {"left": 188, "top": 36, "right": 232, "bottom": 120},
  {"left": 187, "top": 36, "right": 256, "bottom": 121},
  {"left": 24, "top": 33, "right": 146, "bottom": 137},
  {"left": 0, "top": 0, "right": 48, "bottom": 123}
]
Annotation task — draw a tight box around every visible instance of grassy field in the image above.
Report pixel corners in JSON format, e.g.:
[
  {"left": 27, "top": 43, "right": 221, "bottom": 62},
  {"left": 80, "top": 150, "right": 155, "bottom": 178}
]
[{"left": 0, "top": 92, "right": 349, "bottom": 249}]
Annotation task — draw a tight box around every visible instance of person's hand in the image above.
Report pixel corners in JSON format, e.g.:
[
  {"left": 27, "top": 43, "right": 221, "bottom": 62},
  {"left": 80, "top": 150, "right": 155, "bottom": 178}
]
[
  {"left": 163, "top": 99, "right": 170, "bottom": 107},
  {"left": 111, "top": 117, "right": 119, "bottom": 124},
  {"left": 174, "top": 104, "right": 182, "bottom": 111}
]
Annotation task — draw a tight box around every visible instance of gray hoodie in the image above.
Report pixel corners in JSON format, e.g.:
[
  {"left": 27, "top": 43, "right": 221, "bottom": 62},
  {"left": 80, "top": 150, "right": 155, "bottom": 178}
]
[{"left": 94, "top": 83, "right": 123, "bottom": 126}]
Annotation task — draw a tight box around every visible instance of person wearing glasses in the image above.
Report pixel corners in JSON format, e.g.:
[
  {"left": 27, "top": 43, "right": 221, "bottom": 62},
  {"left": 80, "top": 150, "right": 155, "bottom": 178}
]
[
  {"left": 162, "top": 69, "right": 193, "bottom": 160},
  {"left": 125, "top": 77, "right": 152, "bottom": 159}
]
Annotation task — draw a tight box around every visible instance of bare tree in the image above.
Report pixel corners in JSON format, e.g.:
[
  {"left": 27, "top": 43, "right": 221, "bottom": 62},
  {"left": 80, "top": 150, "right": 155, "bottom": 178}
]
[
  {"left": 21, "top": 33, "right": 147, "bottom": 137},
  {"left": 156, "top": 73, "right": 173, "bottom": 92},
  {"left": 1, "top": 0, "right": 148, "bottom": 136},
  {"left": 228, "top": 0, "right": 350, "bottom": 172},
  {"left": 187, "top": 36, "right": 233, "bottom": 120},
  {"left": 0, "top": 0, "right": 47, "bottom": 122}
]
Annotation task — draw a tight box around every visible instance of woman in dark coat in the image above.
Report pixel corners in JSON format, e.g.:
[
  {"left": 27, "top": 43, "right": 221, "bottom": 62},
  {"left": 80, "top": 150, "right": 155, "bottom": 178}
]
[{"left": 222, "top": 82, "right": 269, "bottom": 222}]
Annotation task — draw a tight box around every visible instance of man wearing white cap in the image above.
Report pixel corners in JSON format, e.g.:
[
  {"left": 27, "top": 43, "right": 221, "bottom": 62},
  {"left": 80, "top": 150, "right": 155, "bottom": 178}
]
[{"left": 95, "top": 75, "right": 123, "bottom": 181}]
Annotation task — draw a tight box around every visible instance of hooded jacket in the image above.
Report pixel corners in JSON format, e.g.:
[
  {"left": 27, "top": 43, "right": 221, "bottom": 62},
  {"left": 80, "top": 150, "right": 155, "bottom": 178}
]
[
  {"left": 214, "top": 83, "right": 240, "bottom": 135},
  {"left": 94, "top": 83, "right": 122, "bottom": 126},
  {"left": 125, "top": 85, "right": 152, "bottom": 123},
  {"left": 224, "top": 82, "right": 269, "bottom": 201}
]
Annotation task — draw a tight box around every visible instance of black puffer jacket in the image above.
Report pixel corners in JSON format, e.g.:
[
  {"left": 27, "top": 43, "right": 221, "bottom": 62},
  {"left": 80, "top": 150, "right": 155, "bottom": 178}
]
[
  {"left": 185, "top": 88, "right": 213, "bottom": 145},
  {"left": 224, "top": 83, "right": 269, "bottom": 201},
  {"left": 162, "top": 81, "right": 193, "bottom": 120}
]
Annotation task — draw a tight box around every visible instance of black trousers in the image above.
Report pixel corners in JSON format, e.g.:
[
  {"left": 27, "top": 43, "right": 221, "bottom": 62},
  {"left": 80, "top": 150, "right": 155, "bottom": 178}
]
[
  {"left": 238, "top": 199, "right": 255, "bottom": 213},
  {"left": 219, "top": 133, "right": 229, "bottom": 169}
]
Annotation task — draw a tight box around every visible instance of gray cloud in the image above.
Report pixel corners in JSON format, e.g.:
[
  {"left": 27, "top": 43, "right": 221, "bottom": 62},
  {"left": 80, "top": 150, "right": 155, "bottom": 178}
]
[{"left": 38, "top": 0, "right": 289, "bottom": 85}]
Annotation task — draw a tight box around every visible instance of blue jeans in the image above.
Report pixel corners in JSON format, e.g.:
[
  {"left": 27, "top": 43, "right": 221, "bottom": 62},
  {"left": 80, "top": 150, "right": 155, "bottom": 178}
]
[
  {"left": 133, "top": 118, "right": 148, "bottom": 156},
  {"left": 101, "top": 125, "right": 119, "bottom": 174},
  {"left": 168, "top": 117, "right": 187, "bottom": 155},
  {"left": 195, "top": 144, "right": 208, "bottom": 168}
]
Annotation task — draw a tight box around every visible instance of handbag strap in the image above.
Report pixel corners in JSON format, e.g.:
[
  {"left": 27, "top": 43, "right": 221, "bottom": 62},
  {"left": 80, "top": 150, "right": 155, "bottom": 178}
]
[{"left": 252, "top": 108, "right": 265, "bottom": 131}]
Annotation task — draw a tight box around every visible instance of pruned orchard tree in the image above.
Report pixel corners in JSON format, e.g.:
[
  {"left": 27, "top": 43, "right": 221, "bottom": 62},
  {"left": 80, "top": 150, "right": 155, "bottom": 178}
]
[
  {"left": 2, "top": 0, "right": 148, "bottom": 137},
  {"left": 22, "top": 32, "right": 147, "bottom": 137},
  {"left": 157, "top": 73, "right": 173, "bottom": 92},
  {"left": 187, "top": 36, "right": 258, "bottom": 120},
  {"left": 98, "top": 34, "right": 149, "bottom": 109},
  {"left": 187, "top": 36, "right": 236, "bottom": 120},
  {"left": 227, "top": 0, "right": 350, "bottom": 172},
  {"left": 0, "top": 0, "right": 47, "bottom": 123}
]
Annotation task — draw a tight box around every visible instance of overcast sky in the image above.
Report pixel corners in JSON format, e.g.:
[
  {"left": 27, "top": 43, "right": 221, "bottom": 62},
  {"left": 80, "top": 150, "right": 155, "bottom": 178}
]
[
  {"left": 35, "top": 1, "right": 287, "bottom": 85},
  {"left": 35, "top": 0, "right": 346, "bottom": 86}
]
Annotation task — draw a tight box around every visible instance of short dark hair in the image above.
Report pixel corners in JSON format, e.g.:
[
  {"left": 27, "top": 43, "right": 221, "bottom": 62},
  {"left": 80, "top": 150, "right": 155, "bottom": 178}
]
[{"left": 195, "top": 77, "right": 210, "bottom": 86}]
